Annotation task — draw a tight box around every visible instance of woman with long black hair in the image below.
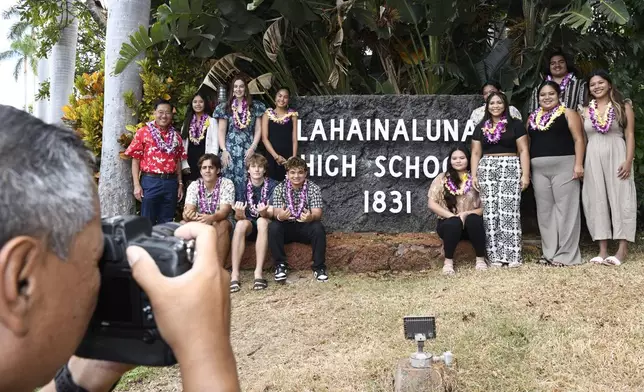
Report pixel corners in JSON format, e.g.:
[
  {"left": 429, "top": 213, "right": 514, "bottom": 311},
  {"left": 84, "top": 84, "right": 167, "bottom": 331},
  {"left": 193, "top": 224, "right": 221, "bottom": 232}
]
[
  {"left": 471, "top": 92, "right": 530, "bottom": 268},
  {"left": 579, "top": 70, "right": 636, "bottom": 265},
  {"left": 180, "top": 93, "right": 219, "bottom": 185},
  {"left": 428, "top": 144, "right": 486, "bottom": 275}
]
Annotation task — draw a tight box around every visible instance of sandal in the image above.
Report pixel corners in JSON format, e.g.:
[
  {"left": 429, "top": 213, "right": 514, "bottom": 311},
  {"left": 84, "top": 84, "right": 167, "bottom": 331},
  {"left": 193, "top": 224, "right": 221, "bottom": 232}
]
[
  {"left": 230, "top": 280, "right": 241, "bottom": 293},
  {"left": 589, "top": 256, "right": 605, "bottom": 264},
  {"left": 475, "top": 259, "right": 488, "bottom": 271},
  {"left": 252, "top": 278, "right": 268, "bottom": 290},
  {"left": 537, "top": 255, "right": 550, "bottom": 265},
  {"left": 547, "top": 261, "right": 565, "bottom": 267},
  {"left": 508, "top": 261, "right": 522, "bottom": 268},
  {"left": 602, "top": 256, "right": 622, "bottom": 266}
]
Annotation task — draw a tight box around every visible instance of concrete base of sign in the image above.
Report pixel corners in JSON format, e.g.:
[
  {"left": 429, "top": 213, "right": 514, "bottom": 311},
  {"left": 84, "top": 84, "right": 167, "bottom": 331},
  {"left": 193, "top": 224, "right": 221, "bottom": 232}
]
[
  {"left": 393, "top": 358, "right": 457, "bottom": 392},
  {"left": 228, "top": 232, "right": 541, "bottom": 272}
]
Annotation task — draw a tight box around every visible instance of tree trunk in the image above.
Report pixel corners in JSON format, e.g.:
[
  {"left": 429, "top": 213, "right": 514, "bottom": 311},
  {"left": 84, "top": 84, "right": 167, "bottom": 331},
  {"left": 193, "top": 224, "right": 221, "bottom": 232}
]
[
  {"left": 36, "top": 57, "right": 49, "bottom": 121},
  {"left": 98, "top": 0, "right": 150, "bottom": 217},
  {"left": 49, "top": 0, "right": 78, "bottom": 124}
]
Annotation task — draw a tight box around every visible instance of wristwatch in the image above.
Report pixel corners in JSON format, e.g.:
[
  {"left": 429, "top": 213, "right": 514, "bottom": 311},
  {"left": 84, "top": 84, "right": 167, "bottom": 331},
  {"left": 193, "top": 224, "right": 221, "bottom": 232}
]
[{"left": 54, "top": 364, "right": 89, "bottom": 392}]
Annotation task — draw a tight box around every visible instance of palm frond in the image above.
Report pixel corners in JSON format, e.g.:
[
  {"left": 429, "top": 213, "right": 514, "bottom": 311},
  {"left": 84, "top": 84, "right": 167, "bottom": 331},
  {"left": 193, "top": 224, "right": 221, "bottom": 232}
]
[{"left": 13, "top": 57, "right": 24, "bottom": 80}]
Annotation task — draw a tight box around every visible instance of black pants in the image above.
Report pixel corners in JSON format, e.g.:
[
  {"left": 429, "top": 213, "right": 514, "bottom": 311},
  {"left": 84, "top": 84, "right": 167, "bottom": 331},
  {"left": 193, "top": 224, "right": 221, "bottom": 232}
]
[
  {"left": 268, "top": 220, "right": 326, "bottom": 270},
  {"left": 436, "top": 215, "right": 486, "bottom": 259}
]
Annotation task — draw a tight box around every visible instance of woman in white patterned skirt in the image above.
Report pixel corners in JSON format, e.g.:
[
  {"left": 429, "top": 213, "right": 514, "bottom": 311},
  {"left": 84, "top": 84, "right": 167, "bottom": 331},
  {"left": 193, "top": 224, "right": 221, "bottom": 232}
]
[{"left": 470, "top": 92, "right": 531, "bottom": 267}]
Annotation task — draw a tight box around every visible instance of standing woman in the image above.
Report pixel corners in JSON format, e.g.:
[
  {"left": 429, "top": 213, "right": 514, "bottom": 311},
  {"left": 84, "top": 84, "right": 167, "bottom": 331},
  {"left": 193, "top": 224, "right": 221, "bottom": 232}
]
[
  {"left": 528, "top": 81, "right": 585, "bottom": 267},
  {"left": 262, "top": 87, "right": 299, "bottom": 181},
  {"left": 428, "top": 144, "right": 487, "bottom": 275},
  {"left": 580, "top": 70, "right": 636, "bottom": 265},
  {"left": 181, "top": 93, "right": 218, "bottom": 185},
  {"left": 471, "top": 92, "right": 531, "bottom": 267},
  {"left": 214, "top": 76, "right": 267, "bottom": 201}
]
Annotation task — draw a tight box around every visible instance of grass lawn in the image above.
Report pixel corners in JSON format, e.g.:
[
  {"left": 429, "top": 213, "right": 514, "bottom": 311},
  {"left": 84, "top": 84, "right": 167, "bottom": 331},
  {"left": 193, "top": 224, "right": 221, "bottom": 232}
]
[{"left": 115, "top": 244, "right": 644, "bottom": 392}]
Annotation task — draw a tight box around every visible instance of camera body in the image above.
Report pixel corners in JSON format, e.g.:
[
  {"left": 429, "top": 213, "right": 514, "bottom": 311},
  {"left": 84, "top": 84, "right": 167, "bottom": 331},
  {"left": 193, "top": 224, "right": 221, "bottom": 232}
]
[{"left": 75, "top": 215, "right": 193, "bottom": 366}]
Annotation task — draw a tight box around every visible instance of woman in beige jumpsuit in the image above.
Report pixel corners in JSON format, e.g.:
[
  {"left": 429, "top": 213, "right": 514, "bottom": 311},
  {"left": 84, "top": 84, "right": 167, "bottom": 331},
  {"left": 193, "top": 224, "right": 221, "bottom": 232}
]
[{"left": 579, "top": 70, "right": 636, "bottom": 265}]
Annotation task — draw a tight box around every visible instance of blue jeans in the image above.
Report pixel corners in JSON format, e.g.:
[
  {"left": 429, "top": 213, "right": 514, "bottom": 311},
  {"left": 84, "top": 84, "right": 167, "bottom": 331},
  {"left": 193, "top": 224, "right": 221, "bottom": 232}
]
[{"left": 140, "top": 175, "right": 178, "bottom": 225}]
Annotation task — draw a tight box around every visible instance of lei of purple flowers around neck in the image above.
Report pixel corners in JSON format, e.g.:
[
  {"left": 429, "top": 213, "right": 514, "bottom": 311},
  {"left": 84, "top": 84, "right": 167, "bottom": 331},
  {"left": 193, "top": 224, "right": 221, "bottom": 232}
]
[
  {"left": 588, "top": 100, "right": 615, "bottom": 134},
  {"left": 198, "top": 177, "right": 222, "bottom": 214},
  {"left": 286, "top": 179, "right": 307, "bottom": 219},
  {"left": 147, "top": 121, "right": 178, "bottom": 154},
  {"left": 247, "top": 178, "right": 269, "bottom": 217},
  {"left": 445, "top": 172, "right": 472, "bottom": 196},
  {"left": 482, "top": 115, "right": 507, "bottom": 144},
  {"left": 547, "top": 73, "right": 573, "bottom": 93},
  {"left": 189, "top": 114, "right": 207, "bottom": 145}
]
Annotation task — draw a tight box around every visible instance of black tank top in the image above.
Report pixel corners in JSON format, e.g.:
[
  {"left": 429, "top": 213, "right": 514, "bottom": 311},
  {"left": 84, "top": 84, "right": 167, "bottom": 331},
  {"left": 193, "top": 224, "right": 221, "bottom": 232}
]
[{"left": 528, "top": 114, "right": 575, "bottom": 158}]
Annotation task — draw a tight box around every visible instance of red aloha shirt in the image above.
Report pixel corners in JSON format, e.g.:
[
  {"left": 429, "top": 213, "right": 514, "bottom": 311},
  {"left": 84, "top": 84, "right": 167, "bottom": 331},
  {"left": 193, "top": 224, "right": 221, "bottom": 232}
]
[{"left": 124, "top": 123, "right": 187, "bottom": 174}]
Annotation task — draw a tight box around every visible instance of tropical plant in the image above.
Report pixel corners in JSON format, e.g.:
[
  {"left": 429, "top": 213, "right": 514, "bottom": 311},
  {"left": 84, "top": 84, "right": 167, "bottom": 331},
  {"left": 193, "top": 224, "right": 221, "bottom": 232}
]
[
  {"left": 0, "top": 34, "right": 38, "bottom": 80},
  {"left": 61, "top": 70, "right": 105, "bottom": 161}
]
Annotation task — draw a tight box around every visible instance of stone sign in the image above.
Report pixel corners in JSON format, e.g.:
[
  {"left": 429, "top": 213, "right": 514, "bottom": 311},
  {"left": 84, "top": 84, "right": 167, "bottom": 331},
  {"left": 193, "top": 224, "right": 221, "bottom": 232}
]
[{"left": 292, "top": 95, "right": 481, "bottom": 233}]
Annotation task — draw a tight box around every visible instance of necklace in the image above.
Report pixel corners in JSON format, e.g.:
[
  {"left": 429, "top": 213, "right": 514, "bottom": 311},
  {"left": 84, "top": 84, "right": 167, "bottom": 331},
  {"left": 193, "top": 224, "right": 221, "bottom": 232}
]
[
  {"left": 528, "top": 104, "right": 565, "bottom": 131},
  {"left": 147, "top": 121, "right": 178, "bottom": 154},
  {"left": 444, "top": 172, "right": 472, "bottom": 196},
  {"left": 547, "top": 73, "right": 573, "bottom": 93},
  {"left": 588, "top": 99, "right": 615, "bottom": 134},
  {"left": 481, "top": 115, "right": 507, "bottom": 144},
  {"left": 267, "top": 108, "right": 298, "bottom": 124},
  {"left": 247, "top": 178, "right": 269, "bottom": 217},
  {"left": 285, "top": 180, "right": 307, "bottom": 219},
  {"left": 198, "top": 177, "right": 222, "bottom": 214},
  {"left": 232, "top": 98, "right": 251, "bottom": 130},
  {"left": 189, "top": 114, "right": 208, "bottom": 145}
]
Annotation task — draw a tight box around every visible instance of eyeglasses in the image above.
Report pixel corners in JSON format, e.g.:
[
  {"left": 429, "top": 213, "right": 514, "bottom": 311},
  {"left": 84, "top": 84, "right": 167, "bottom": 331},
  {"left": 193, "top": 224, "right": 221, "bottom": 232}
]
[{"left": 156, "top": 111, "right": 172, "bottom": 116}]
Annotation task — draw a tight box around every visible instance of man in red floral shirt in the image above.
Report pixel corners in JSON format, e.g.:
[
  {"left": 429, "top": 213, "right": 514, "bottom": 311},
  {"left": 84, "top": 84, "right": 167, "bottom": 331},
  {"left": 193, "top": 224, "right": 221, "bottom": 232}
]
[{"left": 125, "top": 100, "right": 187, "bottom": 224}]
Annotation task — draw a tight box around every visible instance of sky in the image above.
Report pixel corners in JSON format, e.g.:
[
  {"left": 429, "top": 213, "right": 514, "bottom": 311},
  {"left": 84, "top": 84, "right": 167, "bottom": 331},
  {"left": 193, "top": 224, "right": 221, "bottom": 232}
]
[{"left": 0, "top": 0, "right": 37, "bottom": 112}]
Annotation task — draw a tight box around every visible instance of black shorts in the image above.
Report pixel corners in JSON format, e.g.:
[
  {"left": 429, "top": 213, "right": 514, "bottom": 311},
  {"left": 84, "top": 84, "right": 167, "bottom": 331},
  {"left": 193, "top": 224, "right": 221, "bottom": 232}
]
[{"left": 246, "top": 219, "right": 259, "bottom": 241}]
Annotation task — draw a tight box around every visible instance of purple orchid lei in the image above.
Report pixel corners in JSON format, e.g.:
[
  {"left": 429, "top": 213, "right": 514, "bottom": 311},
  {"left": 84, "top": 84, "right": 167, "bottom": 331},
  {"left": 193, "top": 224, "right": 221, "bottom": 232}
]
[
  {"left": 189, "top": 114, "right": 208, "bottom": 145},
  {"left": 445, "top": 173, "right": 473, "bottom": 196},
  {"left": 482, "top": 115, "right": 507, "bottom": 144},
  {"left": 147, "top": 121, "right": 178, "bottom": 154},
  {"left": 285, "top": 179, "right": 307, "bottom": 219},
  {"left": 232, "top": 98, "right": 251, "bottom": 130},
  {"left": 198, "top": 177, "right": 222, "bottom": 214},
  {"left": 588, "top": 100, "right": 615, "bottom": 134},
  {"left": 247, "top": 178, "right": 269, "bottom": 217},
  {"left": 547, "top": 73, "right": 573, "bottom": 93}
]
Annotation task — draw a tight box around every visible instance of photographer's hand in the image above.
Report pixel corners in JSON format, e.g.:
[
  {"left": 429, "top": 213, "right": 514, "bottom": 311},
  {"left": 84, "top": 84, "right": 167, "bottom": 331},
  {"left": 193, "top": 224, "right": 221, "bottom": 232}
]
[{"left": 126, "top": 222, "right": 239, "bottom": 392}]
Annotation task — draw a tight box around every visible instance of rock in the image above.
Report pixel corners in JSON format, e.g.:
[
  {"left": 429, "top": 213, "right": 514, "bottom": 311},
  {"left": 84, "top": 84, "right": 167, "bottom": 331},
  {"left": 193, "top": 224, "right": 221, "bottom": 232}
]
[
  {"left": 229, "top": 232, "right": 524, "bottom": 272},
  {"left": 393, "top": 358, "right": 457, "bottom": 392},
  {"left": 293, "top": 95, "right": 481, "bottom": 234}
]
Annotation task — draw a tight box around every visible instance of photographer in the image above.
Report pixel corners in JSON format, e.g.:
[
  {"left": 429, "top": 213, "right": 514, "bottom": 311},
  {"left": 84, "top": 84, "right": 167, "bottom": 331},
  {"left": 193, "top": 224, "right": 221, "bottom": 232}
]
[{"left": 0, "top": 105, "right": 240, "bottom": 392}]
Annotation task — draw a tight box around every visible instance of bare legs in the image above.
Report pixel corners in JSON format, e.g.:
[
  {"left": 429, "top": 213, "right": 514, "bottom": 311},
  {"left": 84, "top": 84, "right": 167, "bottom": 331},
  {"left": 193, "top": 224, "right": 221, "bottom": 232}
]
[{"left": 230, "top": 218, "right": 270, "bottom": 282}]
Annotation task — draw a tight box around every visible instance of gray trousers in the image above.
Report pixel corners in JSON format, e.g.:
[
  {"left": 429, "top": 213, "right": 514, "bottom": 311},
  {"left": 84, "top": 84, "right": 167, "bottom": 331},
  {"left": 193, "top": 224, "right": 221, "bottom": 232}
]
[{"left": 531, "top": 155, "right": 582, "bottom": 265}]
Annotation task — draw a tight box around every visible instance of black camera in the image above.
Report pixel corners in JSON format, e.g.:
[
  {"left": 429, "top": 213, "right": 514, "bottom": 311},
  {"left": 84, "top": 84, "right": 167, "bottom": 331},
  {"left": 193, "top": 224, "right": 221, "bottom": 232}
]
[{"left": 75, "top": 215, "right": 194, "bottom": 366}]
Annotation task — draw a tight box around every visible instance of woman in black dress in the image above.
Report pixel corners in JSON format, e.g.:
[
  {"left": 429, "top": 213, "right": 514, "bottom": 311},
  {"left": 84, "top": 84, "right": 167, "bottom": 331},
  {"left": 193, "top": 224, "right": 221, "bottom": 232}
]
[
  {"left": 261, "top": 88, "right": 298, "bottom": 181},
  {"left": 181, "top": 93, "right": 219, "bottom": 184}
]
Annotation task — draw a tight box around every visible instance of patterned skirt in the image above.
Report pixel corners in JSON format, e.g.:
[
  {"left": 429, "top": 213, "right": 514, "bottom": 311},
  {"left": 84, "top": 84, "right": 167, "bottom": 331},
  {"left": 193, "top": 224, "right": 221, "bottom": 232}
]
[{"left": 477, "top": 155, "right": 522, "bottom": 265}]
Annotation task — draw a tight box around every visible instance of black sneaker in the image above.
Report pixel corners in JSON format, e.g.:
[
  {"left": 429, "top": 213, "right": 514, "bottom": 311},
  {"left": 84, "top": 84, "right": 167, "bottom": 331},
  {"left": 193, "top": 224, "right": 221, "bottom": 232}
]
[
  {"left": 313, "top": 268, "right": 329, "bottom": 282},
  {"left": 274, "top": 264, "right": 288, "bottom": 281}
]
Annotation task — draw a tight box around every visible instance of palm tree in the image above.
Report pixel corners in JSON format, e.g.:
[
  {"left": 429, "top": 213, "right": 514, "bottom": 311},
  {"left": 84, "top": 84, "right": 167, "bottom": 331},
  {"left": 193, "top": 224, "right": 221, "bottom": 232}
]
[
  {"left": 49, "top": 0, "right": 79, "bottom": 124},
  {"left": 98, "top": 0, "right": 151, "bottom": 216},
  {"left": 0, "top": 35, "right": 38, "bottom": 110}
]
